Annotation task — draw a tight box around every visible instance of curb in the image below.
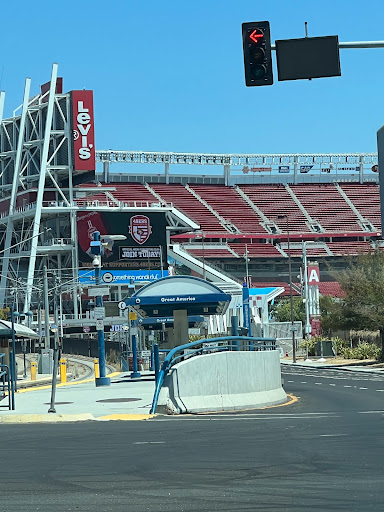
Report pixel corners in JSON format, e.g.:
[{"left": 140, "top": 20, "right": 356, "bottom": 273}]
[
  {"left": 0, "top": 413, "right": 95, "bottom": 423},
  {"left": 0, "top": 412, "right": 155, "bottom": 424},
  {"left": 281, "top": 361, "right": 384, "bottom": 374}
]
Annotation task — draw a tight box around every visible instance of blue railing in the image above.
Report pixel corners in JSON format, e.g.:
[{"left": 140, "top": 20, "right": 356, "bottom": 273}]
[
  {"left": 150, "top": 336, "right": 276, "bottom": 414},
  {"left": 0, "top": 353, "right": 14, "bottom": 410}
]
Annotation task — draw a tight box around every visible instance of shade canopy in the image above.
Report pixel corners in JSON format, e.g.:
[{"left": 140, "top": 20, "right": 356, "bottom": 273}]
[
  {"left": 125, "top": 276, "right": 231, "bottom": 318},
  {"left": 0, "top": 320, "right": 39, "bottom": 339},
  {"left": 139, "top": 315, "right": 205, "bottom": 330}
]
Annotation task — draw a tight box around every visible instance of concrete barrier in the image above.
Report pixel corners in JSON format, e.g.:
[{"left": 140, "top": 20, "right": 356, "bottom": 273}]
[{"left": 157, "top": 350, "right": 286, "bottom": 414}]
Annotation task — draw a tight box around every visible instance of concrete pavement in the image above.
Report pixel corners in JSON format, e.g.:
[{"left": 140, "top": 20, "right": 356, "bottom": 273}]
[
  {"left": 2, "top": 356, "right": 384, "bottom": 423},
  {"left": 0, "top": 370, "right": 157, "bottom": 422}
]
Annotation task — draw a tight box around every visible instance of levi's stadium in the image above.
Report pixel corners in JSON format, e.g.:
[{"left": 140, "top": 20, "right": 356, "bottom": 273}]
[{"left": 0, "top": 65, "right": 382, "bottom": 342}]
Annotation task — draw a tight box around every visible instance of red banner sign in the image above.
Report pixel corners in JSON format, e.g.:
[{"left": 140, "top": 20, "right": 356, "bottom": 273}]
[
  {"left": 71, "top": 90, "right": 95, "bottom": 171},
  {"left": 307, "top": 264, "right": 320, "bottom": 284}
]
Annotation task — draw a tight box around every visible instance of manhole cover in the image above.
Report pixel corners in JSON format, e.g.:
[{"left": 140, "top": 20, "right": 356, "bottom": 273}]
[
  {"left": 96, "top": 398, "right": 141, "bottom": 403},
  {"left": 43, "top": 402, "right": 73, "bottom": 405}
]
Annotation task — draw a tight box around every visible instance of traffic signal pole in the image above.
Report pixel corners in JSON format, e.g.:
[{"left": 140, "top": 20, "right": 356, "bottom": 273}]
[{"left": 271, "top": 40, "right": 384, "bottom": 50}]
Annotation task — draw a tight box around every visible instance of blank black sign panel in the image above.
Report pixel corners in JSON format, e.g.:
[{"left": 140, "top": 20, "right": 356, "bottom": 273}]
[{"left": 275, "top": 35, "right": 341, "bottom": 81}]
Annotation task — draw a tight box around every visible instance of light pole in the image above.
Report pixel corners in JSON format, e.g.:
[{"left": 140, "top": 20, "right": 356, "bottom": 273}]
[
  {"left": 278, "top": 215, "right": 296, "bottom": 363},
  {"left": 244, "top": 243, "right": 250, "bottom": 287},
  {"left": 302, "top": 242, "right": 312, "bottom": 362},
  {"left": 90, "top": 231, "right": 126, "bottom": 387}
]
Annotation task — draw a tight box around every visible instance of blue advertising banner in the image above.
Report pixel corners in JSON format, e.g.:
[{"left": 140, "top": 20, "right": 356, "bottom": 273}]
[{"left": 79, "top": 269, "right": 168, "bottom": 285}]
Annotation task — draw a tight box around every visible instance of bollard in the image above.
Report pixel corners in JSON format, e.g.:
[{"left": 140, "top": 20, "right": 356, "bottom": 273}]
[
  {"left": 60, "top": 358, "right": 67, "bottom": 383},
  {"left": 94, "top": 358, "right": 100, "bottom": 379},
  {"left": 30, "top": 361, "right": 37, "bottom": 381}
]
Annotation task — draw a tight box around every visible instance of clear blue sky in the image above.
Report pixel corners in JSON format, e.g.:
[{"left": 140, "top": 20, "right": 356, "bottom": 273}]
[{"left": 2, "top": 0, "right": 384, "bottom": 155}]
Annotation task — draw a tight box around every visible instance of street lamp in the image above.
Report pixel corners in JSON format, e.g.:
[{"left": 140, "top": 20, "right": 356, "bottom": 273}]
[
  {"left": 278, "top": 215, "right": 297, "bottom": 363},
  {"left": 90, "top": 231, "right": 126, "bottom": 387},
  {"left": 243, "top": 243, "right": 250, "bottom": 287}
]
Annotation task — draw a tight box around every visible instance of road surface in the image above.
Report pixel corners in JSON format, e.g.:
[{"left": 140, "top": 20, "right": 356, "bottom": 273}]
[{"left": 1, "top": 365, "right": 384, "bottom": 511}]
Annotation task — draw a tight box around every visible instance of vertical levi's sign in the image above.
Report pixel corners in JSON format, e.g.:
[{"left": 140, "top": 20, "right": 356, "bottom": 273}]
[{"left": 71, "top": 90, "right": 96, "bottom": 171}]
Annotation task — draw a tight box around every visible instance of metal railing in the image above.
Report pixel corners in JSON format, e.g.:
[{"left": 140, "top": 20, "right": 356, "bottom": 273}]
[
  {"left": 0, "top": 353, "right": 13, "bottom": 410},
  {"left": 150, "top": 336, "right": 276, "bottom": 414}
]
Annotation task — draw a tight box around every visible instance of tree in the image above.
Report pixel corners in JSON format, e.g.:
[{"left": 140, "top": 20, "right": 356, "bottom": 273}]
[
  {"left": 270, "top": 296, "right": 306, "bottom": 324},
  {"left": 330, "top": 250, "right": 384, "bottom": 357}
]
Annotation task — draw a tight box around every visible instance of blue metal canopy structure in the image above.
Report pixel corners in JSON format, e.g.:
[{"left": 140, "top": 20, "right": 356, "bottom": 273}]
[{"left": 125, "top": 276, "right": 231, "bottom": 318}]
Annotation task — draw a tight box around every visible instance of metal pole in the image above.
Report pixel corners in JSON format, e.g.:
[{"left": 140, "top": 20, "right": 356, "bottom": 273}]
[
  {"left": 131, "top": 319, "right": 141, "bottom": 379},
  {"left": 10, "top": 306, "right": 17, "bottom": 392},
  {"left": 159, "top": 245, "right": 164, "bottom": 278},
  {"left": 48, "top": 278, "right": 60, "bottom": 413},
  {"left": 272, "top": 40, "right": 384, "bottom": 50},
  {"left": 9, "top": 351, "right": 15, "bottom": 410},
  {"left": 244, "top": 244, "right": 249, "bottom": 286},
  {"left": 286, "top": 219, "right": 297, "bottom": 363},
  {"left": 43, "top": 264, "right": 50, "bottom": 349},
  {"left": 302, "top": 242, "right": 311, "bottom": 360},
  {"left": 93, "top": 231, "right": 110, "bottom": 387},
  {"left": 48, "top": 346, "right": 59, "bottom": 413},
  {"left": 154, "top": 343, "right": 159, "bottom": 384},
  {"left": 202, "top": 232, "right": 206, "bottom": 280}
]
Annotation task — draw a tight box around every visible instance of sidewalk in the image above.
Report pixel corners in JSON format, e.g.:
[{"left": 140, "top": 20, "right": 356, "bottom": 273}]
[
  {"left": 0, "top": 370, "right": 158, "bottom": 423},
  {"left": 281, "top": 358, "right": 384, "bottom": 374}
]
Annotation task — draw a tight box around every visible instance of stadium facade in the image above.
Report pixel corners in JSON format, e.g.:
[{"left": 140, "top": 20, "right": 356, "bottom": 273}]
[{"left": 0, "top": 65, "right": 382, "bottom": 337}]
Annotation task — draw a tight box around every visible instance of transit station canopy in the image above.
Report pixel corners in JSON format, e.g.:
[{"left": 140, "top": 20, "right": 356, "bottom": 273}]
[
  {"left": 0, "top": 320, "right": 39, "bottom": 339},
  {"left": 139, "top": 315, "right": 205, "bottom": 330},
  {"left": 125, "top": 276, "right": 231, "bottom": 318}
]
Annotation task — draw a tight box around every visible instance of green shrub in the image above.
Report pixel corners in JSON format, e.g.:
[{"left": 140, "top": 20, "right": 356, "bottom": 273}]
[
  {"left": 340, "top": 342, "right": 381, "bottom": 360},
  {"left": 300, "top": 336, "right": 348, "bottom": 356}
]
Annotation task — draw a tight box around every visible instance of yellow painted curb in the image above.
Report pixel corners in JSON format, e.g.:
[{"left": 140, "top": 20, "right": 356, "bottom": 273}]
[
  {"left": 261, "top": 393, "right": 299, "bottom": 409},
  {"left": 97, "top": 414, "right": 155, "bottom": 421},
  {"left": 0, "top": 413, "right": 94, "bottom": 423}
]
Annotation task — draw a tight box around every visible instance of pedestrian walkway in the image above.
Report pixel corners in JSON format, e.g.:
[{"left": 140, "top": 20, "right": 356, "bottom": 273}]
[
  {"left": 282, "top": 359, "right": 384, "bottom": 374},
  {"left": 0, "top": 370, "right": 157, "bottom": 422}
]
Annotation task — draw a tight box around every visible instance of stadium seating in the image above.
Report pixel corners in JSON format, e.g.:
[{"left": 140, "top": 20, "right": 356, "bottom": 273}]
[
  {"left": 339, "top": 183, "right": 381, "bottom": 232},
  {"left": 189, "top": 184, "right": 268, "bottom": 234},
  {"left": 151, "top": 184, "right": 228, "bottom": 233},
  {"left": 239, "top": 184, "right": 310, "bottom": 233},
  {"left": 290, "top": 183, "right": 362, "bottom": 233}
]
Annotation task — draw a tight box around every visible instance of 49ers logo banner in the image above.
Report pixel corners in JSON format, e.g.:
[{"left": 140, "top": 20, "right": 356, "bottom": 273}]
[
  {"left": 71, "top": 90, "right": 95, "bottom": 172},
  {"left": 129, "top": 215, "right": 152, "bottom": 245}
]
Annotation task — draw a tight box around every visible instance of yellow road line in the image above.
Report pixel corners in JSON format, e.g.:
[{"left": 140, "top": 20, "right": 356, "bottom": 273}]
[{"left": 261, "top": 393, "right": 299, "bottom": 409}]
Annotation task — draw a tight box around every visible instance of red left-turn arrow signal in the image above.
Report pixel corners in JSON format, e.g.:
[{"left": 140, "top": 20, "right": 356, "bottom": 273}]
[{"left": 249, "top": 29, "right": 263, "bottom": 43}]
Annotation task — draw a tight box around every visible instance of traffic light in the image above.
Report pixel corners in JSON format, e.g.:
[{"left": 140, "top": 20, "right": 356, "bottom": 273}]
[{"left": 242, "top": 21, "right": 273, "bottom": 87}]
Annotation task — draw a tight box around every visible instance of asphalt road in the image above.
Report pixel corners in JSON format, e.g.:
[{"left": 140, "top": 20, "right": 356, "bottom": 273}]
[{"left": 1, "top": 366, "right": 384, "bottom": 512}]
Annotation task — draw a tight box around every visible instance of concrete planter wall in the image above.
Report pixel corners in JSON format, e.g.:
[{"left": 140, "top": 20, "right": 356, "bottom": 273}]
[{"left": 158, "top": 350, "right": 286, "bottom": 414}]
